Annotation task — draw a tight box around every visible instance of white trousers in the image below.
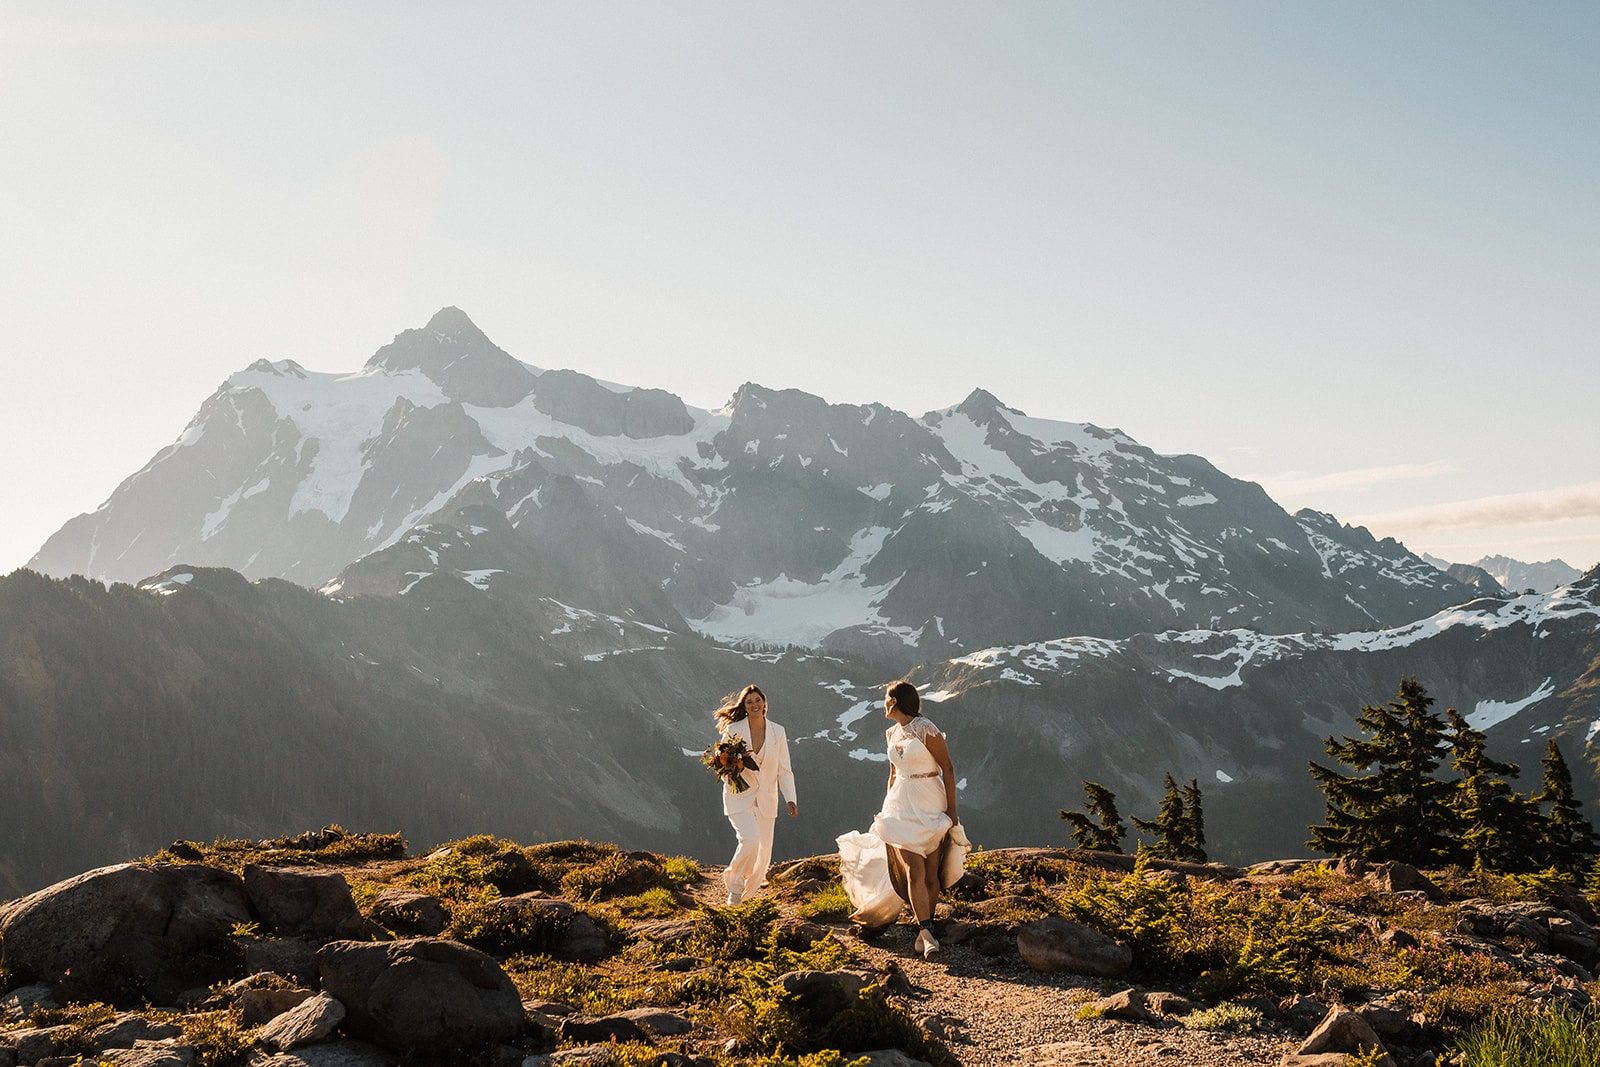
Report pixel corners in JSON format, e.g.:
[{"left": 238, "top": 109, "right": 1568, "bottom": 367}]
[{"left": 724, "top": 809, "right": 777, "bottom": 900}]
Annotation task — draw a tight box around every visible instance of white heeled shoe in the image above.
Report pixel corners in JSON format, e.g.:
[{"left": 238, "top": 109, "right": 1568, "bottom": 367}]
[{"left": 913, "top": 929, "right": 940, "bottom": 958}]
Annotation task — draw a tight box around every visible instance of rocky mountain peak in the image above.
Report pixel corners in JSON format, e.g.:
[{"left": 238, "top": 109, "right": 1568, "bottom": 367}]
[
  {"left": 365, "top": 308, "right": 536, "bottom": 408},
  {"left": 424, "top": 305, "right": 487, "bottom": 341},
  {"left": 940, "top": 387, "right": 1021, "bottom": 426}
]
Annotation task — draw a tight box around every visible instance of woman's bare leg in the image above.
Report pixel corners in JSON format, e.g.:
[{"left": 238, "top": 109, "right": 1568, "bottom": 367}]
[{"left": 894, "top": 847, "right": 938, "bottom": 923}]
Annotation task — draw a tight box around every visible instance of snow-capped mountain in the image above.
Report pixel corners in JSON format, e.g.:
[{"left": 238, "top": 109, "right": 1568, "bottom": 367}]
[
  {"left": 30, "top": 308, "right": 1478, "bottom": 663},
  {"left": 1472, "top": 554, "right": 1584, "bottom": 595}
]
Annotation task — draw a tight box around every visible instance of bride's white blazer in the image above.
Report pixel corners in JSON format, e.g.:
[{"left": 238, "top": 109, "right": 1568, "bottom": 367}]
[{"left": 719, "top": 717, "right": 798, "bottom": 817}]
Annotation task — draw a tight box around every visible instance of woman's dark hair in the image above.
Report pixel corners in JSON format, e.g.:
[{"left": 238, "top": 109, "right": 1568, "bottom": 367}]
[
  {"left": 886, "top": 680, "right": 920, "bottom": 717},
  {"left": 715, "top": 684, "right": 767, "bottom": 727}
]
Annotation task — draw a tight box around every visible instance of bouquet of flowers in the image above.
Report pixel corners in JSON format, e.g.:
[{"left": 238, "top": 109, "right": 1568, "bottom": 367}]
[{"left": 702, "top": 736, "right": 761, "bottom": 793}]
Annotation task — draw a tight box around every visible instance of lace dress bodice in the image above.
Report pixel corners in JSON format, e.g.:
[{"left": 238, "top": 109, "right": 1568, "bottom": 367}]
[{"left": 887, "top": 717, "right": 943, "bottom": 777}]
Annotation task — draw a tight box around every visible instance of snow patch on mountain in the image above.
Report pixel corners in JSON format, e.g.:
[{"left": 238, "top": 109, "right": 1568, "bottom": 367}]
[
  {"left": 951, "top": 581, "right": 1600, "bottom": 692},
  {"left": 240, "top": 365, "right": 450, "bottom": 523},
  {"left": 1468, "top": 678, "right": 1556, "bottom": 731},
  {"left": 692, "top": 526, "right": 898, "bottom": 647}
]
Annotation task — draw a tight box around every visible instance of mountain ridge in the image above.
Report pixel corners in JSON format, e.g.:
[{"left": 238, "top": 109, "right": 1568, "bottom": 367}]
[{"left": 29, "top": 308, "right": 1482, "bottom": 665}]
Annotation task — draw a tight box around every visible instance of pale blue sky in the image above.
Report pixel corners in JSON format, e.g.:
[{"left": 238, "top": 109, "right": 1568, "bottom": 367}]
[{"left": 3, "top": 3, "right": 1597, "bottom": 577}]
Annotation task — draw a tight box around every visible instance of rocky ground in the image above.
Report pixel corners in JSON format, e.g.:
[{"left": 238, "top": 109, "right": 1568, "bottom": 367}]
[{"left": 3, "top": 831, "right": 1598, "bottom": 1067}]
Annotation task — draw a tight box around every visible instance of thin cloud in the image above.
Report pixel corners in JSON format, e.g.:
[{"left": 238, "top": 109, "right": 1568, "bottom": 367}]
[
  {"left": 1248, "top": 461, "right": 1458, "bottom": 499},
  {"left": 1353, "top": 481, "right": 1600, "bottom": 532}
]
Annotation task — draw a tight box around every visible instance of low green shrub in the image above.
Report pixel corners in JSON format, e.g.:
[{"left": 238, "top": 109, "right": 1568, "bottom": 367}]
[
  {"left": 1060, "top": 856, "right": 1340, "bottom": 1000},
  {"left": 758, "top": 1052, "right": 872, "bottom": 1067},
  {"left": 1454, "top": 1005, "right": 1600, "bottom": 1066},
  {"left": 797, "top": 883, "right": 853, "bottom": 922},
  {"left": 179, "top": 1007, "right": 256, "bottom": 1067},
  {"left": 561, "top": 851, "right": 673, "bottom": 901},
  {"left": 614, "top": 885, "right": 681, "bottom": 918},
  {"left": 694, "top": 897, "right": 781, "bottom": 961},
  {"left": 1180, "top": 1002, "right": 1264, "bottom": 1032},
  {"left": 661, "top": 854, "right": 701, "bottom": 887},
  {"left": 446, "top": 898, "right": 571, "bottom": 955}
]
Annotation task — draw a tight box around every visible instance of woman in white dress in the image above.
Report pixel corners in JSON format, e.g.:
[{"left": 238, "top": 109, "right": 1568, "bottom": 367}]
[
  {"left": 715, "top": 684, "right": 798, "bottom": 905},
  {"left": 871, "top": 680, "right": 958, "bottom": 958}
]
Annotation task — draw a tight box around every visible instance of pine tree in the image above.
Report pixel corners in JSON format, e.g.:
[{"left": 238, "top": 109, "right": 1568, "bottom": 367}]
[
  {"left": 1536, "top": 740, "right": 1600, "bottom": 878},
  {"left": 1060, "top": 780, "right": 1127, "bottom": 852},
  {"left": 1133, "top": 773, "right": 1191, "bottom": 860},
  {"left": 1307, "top": 677, "right": 1456, "bottom": 866},
  {"left": 1445, "top": 708, "right": 1539, "bottom": 872},
  {"left": 1181, "top": 778, "right": 1208, "bottom": 863}
]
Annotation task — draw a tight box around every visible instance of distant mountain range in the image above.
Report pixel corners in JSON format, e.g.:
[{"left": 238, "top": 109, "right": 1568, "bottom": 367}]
[
  {"left": 8, "top": 308, "right": 1598, "bottom": 896},
  {"left": 1422, "top": 553, "right": 1582, "bottom": 595},
  {"left": 32, "top": 307, "right": 1482, "bottom": 665}
]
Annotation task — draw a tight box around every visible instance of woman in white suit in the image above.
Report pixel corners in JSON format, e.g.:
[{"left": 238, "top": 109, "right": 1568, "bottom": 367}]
[{"left": 715, "top": 684, "right": 798, "bottom": 905}]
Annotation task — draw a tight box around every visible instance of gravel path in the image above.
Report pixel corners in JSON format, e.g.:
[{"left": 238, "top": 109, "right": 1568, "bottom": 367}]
[
  {"left": 700, "top": 867, "right": 1304, "bottom": 1066},
  {"left": 851, "top": 922, "right": 1299, "bottom": 1066}
]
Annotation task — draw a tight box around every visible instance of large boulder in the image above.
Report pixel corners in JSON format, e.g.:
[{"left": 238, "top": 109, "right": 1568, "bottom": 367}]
[
  {"left": 1295, "top": 1007, "right": 1395, "bottom": 1066},
  {"left": 317, "top": 938, "right": 524, "bottom": 1052},
  {"left": 243, "top": 866, "right": 374, "bottom": 940},
  {"left": 364, "top": 889, "right": 447, "bottom": 937},
  {"left": 1016, "top": 917, "right": 1132, "bottom": 976},
  {"left": 0, "top": 863, "right": 251, "bottom": 999},
  {"left": 258, "top": 992, "right": 347, "bottom": 1052}
]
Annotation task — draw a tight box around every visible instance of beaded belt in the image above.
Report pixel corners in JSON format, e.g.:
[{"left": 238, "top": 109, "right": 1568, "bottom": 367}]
[{"left": 904, "top": 771, "right": 941, "bottom": 778}]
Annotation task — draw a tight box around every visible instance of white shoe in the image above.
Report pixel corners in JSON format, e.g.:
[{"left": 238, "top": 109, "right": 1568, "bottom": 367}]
[
  {"left": 914, "top": 928, "right": 939, "bottom": 958},
  {"left": 725, "top": 890, "right": 742, "bottom": 906}
]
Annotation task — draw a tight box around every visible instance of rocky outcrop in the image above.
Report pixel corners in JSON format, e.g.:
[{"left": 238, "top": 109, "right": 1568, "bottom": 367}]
[
  {"left": 1016, "top": 917, "right": 1132, "bottom": 977},
  {"left": 316, "top": 938, "right": 525, "bottom": 1052},
  {"left": 0, "top": 863, "right": 251, "bottom": 999},
  {"left": 244, "top": 866, "right": 374, "bottom": 941}
]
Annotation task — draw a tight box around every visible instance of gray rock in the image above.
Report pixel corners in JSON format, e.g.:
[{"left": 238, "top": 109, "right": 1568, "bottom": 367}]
[
  {"left": 245, "top": 939, "right": 321, "bottom": 984},
  {"left": 1087, "top": 988, "right": 1197, "bottom": 1022},
  {"left": 1377, "top": 927, "right": 1418, "bottom": 950},
  {"left": 10, "top": 1026, "right": 66, "bottom": 1063},
  {"left": 1088, "top": 988, "right": 1159, "bottom": 1022},
  {"left": 318, "top": 938, "right": 524, "bottom": 1052},
  {"left": 521, "top": 1048, "right": 615, "bottom": 1067},
  {"left": 0, "top": 985, "right": 57, "bottom": 1024},
  {"left": 365, "top": 889, "right": 447, "bottom": 937},
  {"left": 854, "top": 1052, "right": 933, "bottom": 1067},
  {"left": 1279, "top": 994, "right": 1330, "bottom": 1032},
  {"left": 1016, "top": 917, "right": 1132, "bottom": 976},
  {"left": 1297, "top": 1007, "right": 1395, "bottom": 1066},
  {"left": 555, "top": 1015, "right": 646, "bottom": 1044},
  {"left": 243, "top": 866, "right": 373, "bottom": 940},
  {"left": 777, "top": 968, "right": 876, "bottom": 1016},
  {"left": 237, "top": 988, "right": 317, "bottom": 1027},
  {"left": 1365, "top": 862, "right": 1445, "bottom": 903},
  {"left": 101, "top": 1042, "right": 197, "bottom": 1066},
  {"left": 249, "top": 1040, "right": 398, "bottom": 1066},
  {"left": 1356, "top": 1001, "right": 1427, "bottom": 1044},
  {"left": 259, "top": 993, "right": 347, "bottom": 1052},
  {"left": 558, "top": 913, "right": 611, "bottom": 961},
  {"left": 0, "top": 863, "right": 251, "bottom": 997},
  {"left": 85, "top": 1014, "right": 184, "bottom": 1051},
  {"left": 615, "top": 1006, "right": 694, "bottom": 1036},
  {"left": 0, "top": 1047, "right": 11, "bottom": 1067},
  {"left": 632, "top": 918, "right": 698, "bottom": 946}
]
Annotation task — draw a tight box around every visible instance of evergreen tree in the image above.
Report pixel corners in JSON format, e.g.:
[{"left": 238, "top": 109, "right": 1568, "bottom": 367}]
[
  {"left": 1133, "top": 773, "right": 1191, "bottom": 860},
  {"left": 1060, "top": 780, "right": 1127, "bottom": 852},
  {"left": 1307, "top": 677, "right": 1456, "bottom": 866},
  {"left": 1181, "top": 778, "right": 1208, "bottom": 863},
  {"left": 1536, "top": 740, "right": 1600, "bottom": 878},
  {"left": 1445, "top": 709, "right": 1539, "bottom": 872}
]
